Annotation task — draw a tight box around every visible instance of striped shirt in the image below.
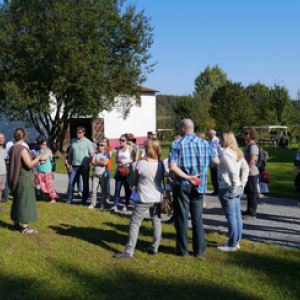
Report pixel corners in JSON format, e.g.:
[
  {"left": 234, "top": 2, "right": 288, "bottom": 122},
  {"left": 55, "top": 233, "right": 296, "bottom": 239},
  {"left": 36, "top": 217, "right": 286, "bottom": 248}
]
[
  {"left": 168, "top": 133, "right": 217, "bottom": 193},
  {"left": 0, "top": 146, "right": 7, "bottom": 175}
]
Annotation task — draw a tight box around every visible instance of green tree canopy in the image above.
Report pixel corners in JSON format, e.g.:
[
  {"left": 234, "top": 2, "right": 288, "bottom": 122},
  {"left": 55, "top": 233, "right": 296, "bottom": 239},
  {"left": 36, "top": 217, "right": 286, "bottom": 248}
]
[
  {"left": 0, "top": 0, "right": 155, "bottom": 150},
  {"left": 210, "top": 81, "right": 249, "bottom": 130},
  {"left": 194, "top": 65, "right": 227, "bottom": 98},
  {"left": 245, "top": 82, "right": 272, "bottom": 125},
  {"left": 269, "top": 84, "right": 291, "bottom": 124},
  {"left": 174, "top": 94, "right": 214, "bottom": 132}
]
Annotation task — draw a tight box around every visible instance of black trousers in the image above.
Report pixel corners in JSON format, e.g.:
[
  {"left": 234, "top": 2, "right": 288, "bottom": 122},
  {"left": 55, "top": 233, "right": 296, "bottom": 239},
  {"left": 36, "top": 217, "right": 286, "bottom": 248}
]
[
  {"left": 210, "top": 166, "right": 219, "bottom": 193},
  {"left": 244, "top": 175, "right": 259, "bottom": 216}
]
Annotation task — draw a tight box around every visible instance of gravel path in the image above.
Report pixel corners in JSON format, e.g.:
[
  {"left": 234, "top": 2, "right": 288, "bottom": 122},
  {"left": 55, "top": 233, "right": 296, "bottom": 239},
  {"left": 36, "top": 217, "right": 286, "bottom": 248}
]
[{"left": 53, "top": 173, "right": 300, "bottom": 249}]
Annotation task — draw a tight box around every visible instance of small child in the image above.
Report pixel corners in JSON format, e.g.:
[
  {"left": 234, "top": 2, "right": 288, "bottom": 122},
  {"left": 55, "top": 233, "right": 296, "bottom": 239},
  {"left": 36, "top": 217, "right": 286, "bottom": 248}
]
[{"left": 89, "top": 139, "right": 110, "bottom": 209}]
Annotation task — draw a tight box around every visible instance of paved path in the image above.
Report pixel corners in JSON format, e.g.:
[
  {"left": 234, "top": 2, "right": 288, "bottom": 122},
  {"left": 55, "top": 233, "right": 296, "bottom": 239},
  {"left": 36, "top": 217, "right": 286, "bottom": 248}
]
[{"left": 53, "top": 173, "right": 300, "bottom": 249}]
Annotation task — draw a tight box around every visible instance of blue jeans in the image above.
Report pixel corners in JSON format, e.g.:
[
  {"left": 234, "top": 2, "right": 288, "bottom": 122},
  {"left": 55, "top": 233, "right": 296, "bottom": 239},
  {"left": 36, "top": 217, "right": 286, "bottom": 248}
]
[
  {"left": 114, "top": 175, "right": 131, "bottom": 207},
  {"left": 67, "top": 170, "right": 83, "bottom": 194},
  {"left": 218, "top": 187, "right": 243, "bottom": 247},
  {"left": 67, "top": 166, "right": 89, "bottom": 203},
  {"left": 105, "top": 170, "right": 112, "bottom": 200},
  {"left": 173, "top": 184, "right": 206, "bottom": 257},
  {"left": 1, "top": 174, "right": 9, "bottom": 203}
]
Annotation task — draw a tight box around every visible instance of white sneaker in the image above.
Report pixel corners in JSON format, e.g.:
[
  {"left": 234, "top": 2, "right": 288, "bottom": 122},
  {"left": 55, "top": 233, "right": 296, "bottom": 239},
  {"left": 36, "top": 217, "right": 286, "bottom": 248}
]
[
  {"left": 223, "top": 242, "right": 240, "bottom": 250},
  {"left": 105, "top": 199, "right": 110, "bottom": 204},
  {"left": 78, "top": 192, "right": 83, "bottom": 198},
  {"left": 217, "top": 245, "right": 238, "bottom": 252},
  {"left": 122, "top": 206, "right": 127, "bottom": 212},
  {"left": 88, "top": 204, "right": 94, "bottom": 209},
  {"left": 111, "top": 206, "right": 117, "bottom": 212}
]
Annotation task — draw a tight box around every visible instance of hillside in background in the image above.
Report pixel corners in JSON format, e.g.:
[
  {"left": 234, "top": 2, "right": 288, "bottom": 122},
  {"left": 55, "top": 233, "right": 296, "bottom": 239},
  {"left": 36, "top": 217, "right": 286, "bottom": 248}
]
[{"left": 156, "top": 94, "right": 180, "bottom": 131}]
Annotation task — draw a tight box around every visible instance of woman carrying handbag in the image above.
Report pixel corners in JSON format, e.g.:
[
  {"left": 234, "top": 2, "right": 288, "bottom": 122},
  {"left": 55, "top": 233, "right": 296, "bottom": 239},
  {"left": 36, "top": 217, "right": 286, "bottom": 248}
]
[
  {"left": 114, "top": 138, "right": 164, "bottom": 258},
  {"left": 111, "top": 134, "right": 134, "bottom": 212}
]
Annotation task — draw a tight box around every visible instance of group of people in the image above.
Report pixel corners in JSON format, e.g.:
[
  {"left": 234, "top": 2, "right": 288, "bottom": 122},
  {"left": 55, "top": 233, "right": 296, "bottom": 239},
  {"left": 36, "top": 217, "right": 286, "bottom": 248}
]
[
  {"left": 115, "top": 120, "right": 265, "bottom": 258},
  {"left": 0, "top": 121, "right": 267, "bottom": 258}
]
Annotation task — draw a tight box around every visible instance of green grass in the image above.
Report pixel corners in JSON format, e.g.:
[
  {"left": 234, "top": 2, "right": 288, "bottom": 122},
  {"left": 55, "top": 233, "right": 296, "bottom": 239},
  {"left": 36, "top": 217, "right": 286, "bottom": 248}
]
[
  {"left": 56, "top": 146, "right": 300, "bottom": 200},
  {"left": 0, "top": 200, "right": 299, "bottom": 300}
]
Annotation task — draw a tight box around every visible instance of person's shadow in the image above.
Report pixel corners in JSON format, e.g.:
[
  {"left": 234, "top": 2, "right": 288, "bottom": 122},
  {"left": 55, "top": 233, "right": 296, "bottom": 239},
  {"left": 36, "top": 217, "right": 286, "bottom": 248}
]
[{"left": 49, "top": 224, "right": 176, "bottom": 255}]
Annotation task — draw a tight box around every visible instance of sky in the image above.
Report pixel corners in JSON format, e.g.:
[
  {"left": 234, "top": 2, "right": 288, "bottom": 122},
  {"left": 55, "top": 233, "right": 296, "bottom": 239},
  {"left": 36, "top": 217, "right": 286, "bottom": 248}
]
[{"left": 131, "top": 0, "right": 300, "bottom": 98}]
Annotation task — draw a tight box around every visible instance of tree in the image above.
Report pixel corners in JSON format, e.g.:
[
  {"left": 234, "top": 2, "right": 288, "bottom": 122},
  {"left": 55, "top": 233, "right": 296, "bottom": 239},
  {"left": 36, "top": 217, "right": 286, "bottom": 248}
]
[
  {"left": 269, "top": 84, "right": 290, "bottom": 124},
  {"left": 174, "top": 94, "right": 214, "bottom": 132},
  {"left": 194, "top": 65, "right": 227, "bottom": 98},
  {"left": 245, "top": 82, "right": 272, "bottom": 125},
  {"left": 0, "top": 0, "right": 155, "bottom": 150},
  {"left": 210, "top": 81, "right": 250, "bottom": 130}
]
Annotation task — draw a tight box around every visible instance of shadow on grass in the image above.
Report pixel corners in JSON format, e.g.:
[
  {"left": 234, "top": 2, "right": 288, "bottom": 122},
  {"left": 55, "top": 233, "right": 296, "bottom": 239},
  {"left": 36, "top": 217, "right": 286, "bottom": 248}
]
[
  {"left": 103, "top": 220, "right": 178, "bottom": 241},
  {"left": 225, "top": 250, "right": 300, "bottom": 299},
  {"left": 0, "top": 259, "right": 269, "bottom": 300},
  {"left": 49, "top": 224, "right": 175, "bottom": 255},
  {"left": 0, "top": 219, "right": 15, "bottom": 231},
  {"left": 203, "top": 210, "right": 300, "bottom": 249}
]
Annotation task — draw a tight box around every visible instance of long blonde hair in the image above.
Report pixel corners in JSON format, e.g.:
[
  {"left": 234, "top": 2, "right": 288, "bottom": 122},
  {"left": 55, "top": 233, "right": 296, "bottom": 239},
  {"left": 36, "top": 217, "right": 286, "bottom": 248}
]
[
  {"left": 220, "top": 131, "right": 244, "bottom": 161},
  {"left": 145, "top": 138, "right": 161, "bottom": 159}
]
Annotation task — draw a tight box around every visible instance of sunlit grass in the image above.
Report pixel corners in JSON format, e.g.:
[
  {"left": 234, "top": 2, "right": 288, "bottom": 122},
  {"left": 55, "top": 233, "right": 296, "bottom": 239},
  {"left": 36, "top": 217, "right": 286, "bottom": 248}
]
[{"left": 0, "top": 200, "right": 299, "bottom": 300}]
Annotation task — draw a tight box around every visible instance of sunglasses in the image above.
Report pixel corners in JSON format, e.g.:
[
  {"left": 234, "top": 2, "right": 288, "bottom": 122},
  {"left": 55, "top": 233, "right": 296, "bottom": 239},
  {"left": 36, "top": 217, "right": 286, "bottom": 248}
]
[
  {"left": 243, "top": 132, "right": 250, "bottom": 135},
  {"left": 119, "top": 139, "right": 126, "bottom": 142},
  {"left": 99, "top": 144, "right": 105, "bottom": 147},
  {"left": 77, "top": 131, "right": 83, "bottom": 134}
]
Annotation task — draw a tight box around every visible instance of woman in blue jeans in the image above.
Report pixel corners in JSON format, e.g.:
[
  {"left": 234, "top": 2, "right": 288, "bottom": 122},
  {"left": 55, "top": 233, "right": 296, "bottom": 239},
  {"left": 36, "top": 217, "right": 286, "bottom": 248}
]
[
  {"left": 217, "top": 131, "right": 249, "bottom": 252},
  {"left": 111, "top": 134, "right": 133, "bottom": 212}
]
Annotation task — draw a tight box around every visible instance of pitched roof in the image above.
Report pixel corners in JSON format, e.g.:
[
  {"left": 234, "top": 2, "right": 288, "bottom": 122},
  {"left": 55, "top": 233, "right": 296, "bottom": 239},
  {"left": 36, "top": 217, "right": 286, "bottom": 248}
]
[{"left": 140, "top": 86, "right": 160, "bottom": 92}]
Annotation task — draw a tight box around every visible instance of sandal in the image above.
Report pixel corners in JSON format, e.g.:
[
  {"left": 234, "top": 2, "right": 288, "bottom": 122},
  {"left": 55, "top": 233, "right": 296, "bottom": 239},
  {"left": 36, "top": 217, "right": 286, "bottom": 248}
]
[
  {"left": 13, "top": 224, "right": 22, "bottom": 232},
  {"left": 50, "top": 199, "right": 56, "bottom": 204},
  {"left": 22, "top": 227, "right": 38, "bottom": 234}
]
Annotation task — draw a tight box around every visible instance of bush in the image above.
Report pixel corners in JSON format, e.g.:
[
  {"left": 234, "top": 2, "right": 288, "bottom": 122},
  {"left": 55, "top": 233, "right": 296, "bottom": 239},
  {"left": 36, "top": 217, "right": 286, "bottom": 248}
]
[{"left": 163, "top": 131, "right": 173, "bottom": 141}]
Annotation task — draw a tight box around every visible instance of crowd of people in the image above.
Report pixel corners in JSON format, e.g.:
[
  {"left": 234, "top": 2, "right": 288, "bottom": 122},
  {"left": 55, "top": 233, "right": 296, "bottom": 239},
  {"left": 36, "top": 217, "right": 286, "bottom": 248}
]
[{"left": 0, "top": 120, "right": 276, "bottom": 256}]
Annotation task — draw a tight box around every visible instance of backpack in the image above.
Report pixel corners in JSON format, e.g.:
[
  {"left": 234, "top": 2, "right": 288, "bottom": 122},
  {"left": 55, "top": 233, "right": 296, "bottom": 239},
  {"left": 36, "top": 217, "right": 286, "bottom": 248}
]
[{"left": 249, "top": 143, "right": 267, "bottom": 173}]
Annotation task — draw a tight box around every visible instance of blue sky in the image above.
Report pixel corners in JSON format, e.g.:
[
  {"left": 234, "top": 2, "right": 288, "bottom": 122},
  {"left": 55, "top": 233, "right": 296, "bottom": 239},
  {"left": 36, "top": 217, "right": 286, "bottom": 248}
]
[
  {"left": 1, "top": 0, "right": 299, "bottom": 98},
  {"left": 132, "top": 0, "right": 300, "bottom": 98}
]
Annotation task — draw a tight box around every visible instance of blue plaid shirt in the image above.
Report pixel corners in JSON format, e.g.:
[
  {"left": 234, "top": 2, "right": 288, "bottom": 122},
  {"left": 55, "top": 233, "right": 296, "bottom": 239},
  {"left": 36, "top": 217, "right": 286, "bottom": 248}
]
[{"left": 169, "top": 133, "right": 217, "bottom": 193}]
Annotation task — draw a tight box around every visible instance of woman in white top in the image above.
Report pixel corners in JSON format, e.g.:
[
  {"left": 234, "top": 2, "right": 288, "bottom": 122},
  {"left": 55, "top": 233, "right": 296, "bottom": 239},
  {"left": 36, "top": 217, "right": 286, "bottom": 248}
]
[
  {"left": 112, "top": 134, "right": 133, "bottom": 212},
  {"left": 114, "top": 138, "right": 164, "bottom": 259},
  {"left": 217, "top": 131, "right": 249, "bottom": 252}
]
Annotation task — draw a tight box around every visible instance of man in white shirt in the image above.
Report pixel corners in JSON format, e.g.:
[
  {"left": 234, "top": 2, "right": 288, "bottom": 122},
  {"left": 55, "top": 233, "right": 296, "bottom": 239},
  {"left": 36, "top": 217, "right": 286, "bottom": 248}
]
[{"left": 207, "top": 129, "right": 222, "bottom": 196}]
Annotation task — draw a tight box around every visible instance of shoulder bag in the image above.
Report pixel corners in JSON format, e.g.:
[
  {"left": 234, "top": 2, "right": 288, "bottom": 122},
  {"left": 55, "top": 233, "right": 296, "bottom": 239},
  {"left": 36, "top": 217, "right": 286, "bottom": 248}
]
[{"left": 159, "top": 160, "right": 171, "bottom": 215}]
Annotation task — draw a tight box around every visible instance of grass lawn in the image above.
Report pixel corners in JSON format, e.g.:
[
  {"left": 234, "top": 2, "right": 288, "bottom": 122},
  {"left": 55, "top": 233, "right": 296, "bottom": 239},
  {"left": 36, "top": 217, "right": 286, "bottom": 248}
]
[
  {"left": 56, "top": 146, "right": 299, "bottom": 200},
  {"left": 0, "top": 199, "right": 299, "bottom": 300}
]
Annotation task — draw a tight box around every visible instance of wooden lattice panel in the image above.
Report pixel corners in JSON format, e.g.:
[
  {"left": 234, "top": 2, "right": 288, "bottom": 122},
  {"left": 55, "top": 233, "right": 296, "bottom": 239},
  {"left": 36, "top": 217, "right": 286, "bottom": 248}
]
[{"left": 93, "top": 118, "right": 104, "bottom": 142}]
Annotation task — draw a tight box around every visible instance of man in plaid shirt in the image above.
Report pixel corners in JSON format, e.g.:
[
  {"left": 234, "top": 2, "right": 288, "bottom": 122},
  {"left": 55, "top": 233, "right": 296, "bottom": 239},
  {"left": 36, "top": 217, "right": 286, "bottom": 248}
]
[{"left": 169, "top": 119, "right": 219, "bottom": 257}]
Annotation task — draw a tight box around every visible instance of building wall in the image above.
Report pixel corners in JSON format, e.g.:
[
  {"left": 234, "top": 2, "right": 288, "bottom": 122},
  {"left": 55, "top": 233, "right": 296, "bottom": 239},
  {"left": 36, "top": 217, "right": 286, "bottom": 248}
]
[
  {"left": 101, "top": 92, "right": 156, "bottom": 149},
  {"left": 1, "top": 91, "right": 157, "bottom": 149}
]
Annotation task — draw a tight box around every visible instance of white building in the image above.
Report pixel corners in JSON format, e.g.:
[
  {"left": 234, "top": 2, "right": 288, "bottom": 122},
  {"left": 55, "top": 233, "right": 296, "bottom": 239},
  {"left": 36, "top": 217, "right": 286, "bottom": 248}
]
[{"left": 0, "top": 86, "right": 159, "bottom": 149}]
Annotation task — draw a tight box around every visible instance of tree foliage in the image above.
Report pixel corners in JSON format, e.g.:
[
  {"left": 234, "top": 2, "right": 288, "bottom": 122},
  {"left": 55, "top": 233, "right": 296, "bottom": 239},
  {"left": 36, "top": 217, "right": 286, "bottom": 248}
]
[
  {"left": 174, "top": 94, "right": 214, "bottom": 132},
  {"left": 246, "top": 83, "right": 272, "bottom": 125},
  {"left": 270, "top": 84, "right": 290, "bottom": 124},
  {"left": 156, "top": 94, "right": 180, "bottom": 131},
  {"left": 210, "top": 81, "right": 250, "bottom": 130},
  {"left": 194, "top": 65, "right": 227, "bottom": 98},
  {"left": 0, "top": 0, "right": 155, "bottom": 150}
]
